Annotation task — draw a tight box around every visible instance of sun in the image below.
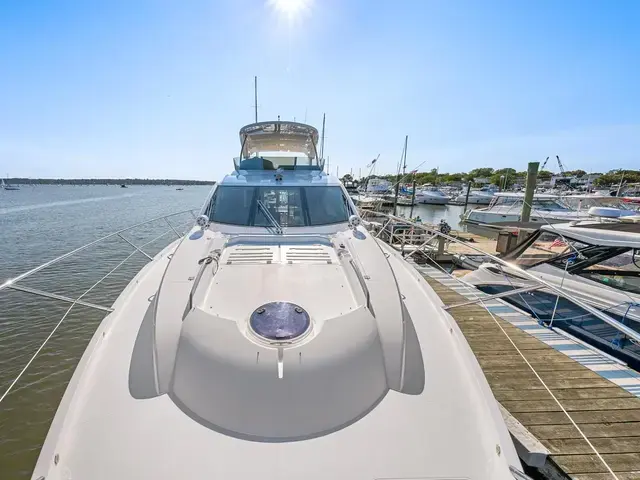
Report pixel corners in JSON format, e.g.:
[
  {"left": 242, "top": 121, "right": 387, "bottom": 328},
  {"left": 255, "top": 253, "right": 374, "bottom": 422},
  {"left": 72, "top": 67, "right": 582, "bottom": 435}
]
[{"left": 267, "top": 0, "right": 312, "bottom": 19}]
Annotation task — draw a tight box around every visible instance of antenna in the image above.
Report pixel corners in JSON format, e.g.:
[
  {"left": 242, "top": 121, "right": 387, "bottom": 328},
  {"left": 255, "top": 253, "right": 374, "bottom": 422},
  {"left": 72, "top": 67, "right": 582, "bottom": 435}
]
[
  {"left": 253, "top": 76, "right": 258, "bottom": 123},
  {"left": 320, "top": 113, "right": 326, "bottom": 159}
]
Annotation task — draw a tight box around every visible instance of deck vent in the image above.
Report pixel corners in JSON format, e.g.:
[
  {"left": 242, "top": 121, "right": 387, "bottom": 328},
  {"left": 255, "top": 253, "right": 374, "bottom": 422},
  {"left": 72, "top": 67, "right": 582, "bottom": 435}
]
[
  {"left": 226, "top": 246, "right": 274, "bottom": 265},
  {"left": 285, "top": 246, "right": 332, "bottom": 264}
]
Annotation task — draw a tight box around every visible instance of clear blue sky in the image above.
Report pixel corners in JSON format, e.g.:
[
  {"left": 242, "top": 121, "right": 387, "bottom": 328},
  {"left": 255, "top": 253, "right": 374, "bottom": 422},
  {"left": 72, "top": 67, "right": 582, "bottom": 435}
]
[{"left": 1, "top": 0, "right": 639, "bottom": 180}]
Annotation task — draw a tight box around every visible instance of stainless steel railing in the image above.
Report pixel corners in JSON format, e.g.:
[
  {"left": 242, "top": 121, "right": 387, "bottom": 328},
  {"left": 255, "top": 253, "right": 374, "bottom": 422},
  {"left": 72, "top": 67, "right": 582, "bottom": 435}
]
[
  {"left": 0, "top": 209, "right": 197, "bottom": 404},
  {"left": 359, "top": 209, "right": 640, "bottom": 347}
]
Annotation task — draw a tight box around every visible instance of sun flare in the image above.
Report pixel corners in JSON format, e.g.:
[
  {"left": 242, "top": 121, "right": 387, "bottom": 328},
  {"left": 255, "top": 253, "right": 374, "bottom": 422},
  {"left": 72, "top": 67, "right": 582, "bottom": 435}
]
[{"left": 267, "top": 0, "right": 312, "bottom": 19}]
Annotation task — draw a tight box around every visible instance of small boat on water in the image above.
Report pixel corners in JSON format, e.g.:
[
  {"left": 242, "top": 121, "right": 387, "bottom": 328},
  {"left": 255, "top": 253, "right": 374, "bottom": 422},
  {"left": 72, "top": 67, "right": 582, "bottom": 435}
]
[
  {"left": 464, "top": 221, "right": 640, "bottom": 369},
  {"left": 26, "top": 120, "right": 525, "bottom": 480},
  {"left": 1, "top": 178, "right": 20, "bottom": 190},
  {"left": 416, "top": 186, "right": 449, "bottom": 205},
  {"left": 454, "top": 186, "right": 496, "bottom": 205}
]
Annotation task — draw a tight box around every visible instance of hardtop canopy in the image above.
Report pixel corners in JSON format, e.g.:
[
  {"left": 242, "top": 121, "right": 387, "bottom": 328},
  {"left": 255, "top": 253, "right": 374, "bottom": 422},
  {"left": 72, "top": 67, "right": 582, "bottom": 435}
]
[{"left": 239, "top": 121, "right": 320, "bottom": 160}]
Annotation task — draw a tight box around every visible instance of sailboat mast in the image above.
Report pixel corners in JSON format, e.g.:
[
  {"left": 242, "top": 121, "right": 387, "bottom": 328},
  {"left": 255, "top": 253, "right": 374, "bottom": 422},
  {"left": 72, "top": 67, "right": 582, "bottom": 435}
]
[
  {"left": 393, "top": 136, "right": 407, "bottom": 216},
  {"left": 254, "top": 76, "right": 258, "bottom": 123},
  {"left": 320, "top": 113, "right": 326, "bottom": 160}
]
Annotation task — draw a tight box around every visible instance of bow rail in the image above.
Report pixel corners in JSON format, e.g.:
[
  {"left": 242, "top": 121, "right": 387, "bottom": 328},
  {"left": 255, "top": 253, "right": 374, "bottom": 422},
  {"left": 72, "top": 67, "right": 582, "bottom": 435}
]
[{"left": 0, "top": 209, "right": 197, "bottom": 404}]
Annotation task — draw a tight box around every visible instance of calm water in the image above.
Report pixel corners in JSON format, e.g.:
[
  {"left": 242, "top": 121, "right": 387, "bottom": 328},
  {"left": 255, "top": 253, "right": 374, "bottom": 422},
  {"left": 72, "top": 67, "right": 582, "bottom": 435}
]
[
  {"left": 396, "top": 202, "right": 466, "bottom": 229},
  {"left": 0, "top": 186, "right": 460, "bottom": 478},
  {"left": 0, "top": 185, "right": 211, "bottom": 479}
]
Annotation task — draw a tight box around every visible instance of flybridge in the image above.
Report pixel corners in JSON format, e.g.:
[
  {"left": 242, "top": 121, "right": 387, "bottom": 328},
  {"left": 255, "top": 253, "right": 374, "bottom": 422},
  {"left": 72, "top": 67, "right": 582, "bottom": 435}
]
[{"left": 234, "top": 121, "right": 325, "bottom": 171}]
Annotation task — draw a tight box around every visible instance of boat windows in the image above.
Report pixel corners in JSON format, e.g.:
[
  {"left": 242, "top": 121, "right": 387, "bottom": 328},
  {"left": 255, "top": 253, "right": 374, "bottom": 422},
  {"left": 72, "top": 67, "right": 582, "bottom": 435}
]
[
  {"left": 577, "top": 249, "right": 640, "bottom": 295},
  {"left": 534, "top": 199, "right": 570, "bottom": 211},
  {"left": 206, "top": 186, "right": 351, "bottom": 227},
  {"left": 489, "top": 197, "right": 569, "bottom": 211},
  {"left": 492, "top": 197, "right": 520, "bottom": 207}
]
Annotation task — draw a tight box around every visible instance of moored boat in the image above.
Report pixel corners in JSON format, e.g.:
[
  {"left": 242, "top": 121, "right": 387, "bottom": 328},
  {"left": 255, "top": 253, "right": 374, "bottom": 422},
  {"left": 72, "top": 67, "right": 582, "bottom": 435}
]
[{"left": 14, "top": 120, "right": 525, "bottom": 480}]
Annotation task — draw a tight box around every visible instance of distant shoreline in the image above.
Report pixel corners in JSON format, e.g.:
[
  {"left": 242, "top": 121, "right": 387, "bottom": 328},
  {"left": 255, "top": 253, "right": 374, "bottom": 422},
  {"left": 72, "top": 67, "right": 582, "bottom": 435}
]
[{"left": 3, "top": 178, "right": 216, "bottom": 186}]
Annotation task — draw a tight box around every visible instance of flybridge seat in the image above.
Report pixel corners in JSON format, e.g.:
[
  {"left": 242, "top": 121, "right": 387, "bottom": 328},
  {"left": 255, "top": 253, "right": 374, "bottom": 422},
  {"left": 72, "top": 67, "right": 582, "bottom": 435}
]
[{"left": 234, "top": 120, "right": 325, "bottom": 171}]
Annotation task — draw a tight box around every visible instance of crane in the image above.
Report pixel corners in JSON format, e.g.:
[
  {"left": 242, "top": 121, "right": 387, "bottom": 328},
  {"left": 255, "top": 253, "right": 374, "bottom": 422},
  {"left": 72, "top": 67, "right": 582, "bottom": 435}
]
[
  {"left": 540, "top": 156, "right": 550, "bottom": 171},
  {"left": 539, "top": 155, "right": 567, "bottom": 176},
  {"left": 555, "top": 155, "right": 567, "bottom": 176}
]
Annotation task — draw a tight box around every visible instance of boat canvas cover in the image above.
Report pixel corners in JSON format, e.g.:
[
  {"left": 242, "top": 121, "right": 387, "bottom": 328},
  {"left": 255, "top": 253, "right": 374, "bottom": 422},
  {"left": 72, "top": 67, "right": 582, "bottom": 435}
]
[{"left": 240, "top": 122, "right": 319, "bottom": 160}]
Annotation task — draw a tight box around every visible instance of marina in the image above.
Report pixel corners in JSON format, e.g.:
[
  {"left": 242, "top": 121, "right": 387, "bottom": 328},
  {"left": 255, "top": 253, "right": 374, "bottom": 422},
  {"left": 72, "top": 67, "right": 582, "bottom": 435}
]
[
  {"left": 4, "top": 0, "right": 640, "bottom": 477},
  {"left": 1, "top": 119, "right": 640, "bottom": 479}
]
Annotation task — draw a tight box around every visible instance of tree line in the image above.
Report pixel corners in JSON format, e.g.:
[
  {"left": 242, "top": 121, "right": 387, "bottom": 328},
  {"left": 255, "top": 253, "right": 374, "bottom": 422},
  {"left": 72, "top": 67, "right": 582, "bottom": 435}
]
[
  {"left": 4, "top": 178, "right": 216, "bottom": 186},
  {"left": 342, "top": 168, "right": 640, "bottom": 188}
]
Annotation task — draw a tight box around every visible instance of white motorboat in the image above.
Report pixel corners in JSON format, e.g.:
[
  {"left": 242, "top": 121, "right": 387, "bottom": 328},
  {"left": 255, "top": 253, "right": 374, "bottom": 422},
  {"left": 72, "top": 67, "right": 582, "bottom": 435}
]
[
  {"left": 415, "top": 187, "right": 449, "bottom": 205},
  {"left": 365, "top": 177, "right": 392, "bottom": 193},
  {"left": 454, "top": 186, "right": 496, "bottom": 205},
  {"left": 463, "top": 193, "right": 588, "bottom": 225},
  {"left": 20, "top": 121, "right": 525, "bottom": 480},
  {"left": 464, "top": 193, "right": 639, "bottom": 226},
  {"left": 464, "top": 221, "right": 640, "bottom": 369}
]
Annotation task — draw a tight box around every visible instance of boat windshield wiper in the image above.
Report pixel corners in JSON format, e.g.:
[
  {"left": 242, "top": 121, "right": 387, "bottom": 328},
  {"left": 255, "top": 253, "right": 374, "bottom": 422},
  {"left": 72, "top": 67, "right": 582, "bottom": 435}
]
[{"left": 257, "top": 200, "right": 283, "bottom": 234}]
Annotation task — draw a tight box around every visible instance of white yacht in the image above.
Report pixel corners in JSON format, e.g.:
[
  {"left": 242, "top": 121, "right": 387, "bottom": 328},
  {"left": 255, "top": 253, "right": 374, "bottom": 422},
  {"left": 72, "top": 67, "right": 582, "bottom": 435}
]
[
  {"left": 454, "top": 186, "right": 496, "bottom": 205},
  {"left": 464, "top": 221, "right": 640, "bottom": 369},
  {"left": 464, "top": 192, "right": 639, "bottom": 226},
  {"left": 463, "top": 193, "right": 587, "bottom": 226},
  {"left": 415, "top": 186, "right": 449, "bottom": 205},
  {"left": 29, "top": 121, "right": 525, "bottom": 480},
  {"left": 365, "top": 177, "right": 392, "bottom": 193}
]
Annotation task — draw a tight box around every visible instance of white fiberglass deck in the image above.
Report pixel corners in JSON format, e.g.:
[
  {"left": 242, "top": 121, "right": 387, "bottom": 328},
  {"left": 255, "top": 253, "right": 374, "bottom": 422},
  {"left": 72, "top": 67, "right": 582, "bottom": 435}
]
[{"left": 32, "top": 233, "right": 519, "bottom": 480}]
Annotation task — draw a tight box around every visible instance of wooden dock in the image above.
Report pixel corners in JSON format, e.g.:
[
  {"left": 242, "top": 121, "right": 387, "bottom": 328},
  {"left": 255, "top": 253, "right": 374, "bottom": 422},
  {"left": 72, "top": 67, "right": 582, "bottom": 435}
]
[{"left": 422, "top": 276, "right": 640, "bottom": 480}]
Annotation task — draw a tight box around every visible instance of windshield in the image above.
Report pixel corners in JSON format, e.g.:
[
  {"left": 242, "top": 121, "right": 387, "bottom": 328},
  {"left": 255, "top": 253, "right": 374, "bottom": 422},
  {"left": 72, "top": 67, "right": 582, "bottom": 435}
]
[
  {"left": 534, "top": 199, "right": 569, "bottom": 211},
  {"left": 205, "top": 186, "right": 351, "bottom": 227},
  {"left": 561, "top": 197, "right": 640, "bottom": 211},
  {"left": 578, "top": 249, "right": 640, "bottom": 295}
]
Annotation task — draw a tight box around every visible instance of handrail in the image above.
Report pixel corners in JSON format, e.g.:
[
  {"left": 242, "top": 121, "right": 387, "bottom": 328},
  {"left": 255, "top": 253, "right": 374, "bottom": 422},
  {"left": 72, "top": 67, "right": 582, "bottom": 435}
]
[
  {"left": 360, "top": 209, "right": 640, "bottom": 346},
  {"left": 349, "top": 259, "right": 373, "bottom": 314},
  {"left": 0, "top": 212, "right": 196, "bottom": 405},
  {"left": 0, "top": 209, "right": 196, "bottom": 293},
  {"left": 186, "top": 251, "right": 220, "bottom": 318}
]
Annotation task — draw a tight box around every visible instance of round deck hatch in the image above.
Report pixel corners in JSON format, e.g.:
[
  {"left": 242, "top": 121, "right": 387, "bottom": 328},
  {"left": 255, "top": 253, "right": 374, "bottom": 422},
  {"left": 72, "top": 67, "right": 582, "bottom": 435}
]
[{"left": 250, "top": 302, "right": 310, "bottom": 341}]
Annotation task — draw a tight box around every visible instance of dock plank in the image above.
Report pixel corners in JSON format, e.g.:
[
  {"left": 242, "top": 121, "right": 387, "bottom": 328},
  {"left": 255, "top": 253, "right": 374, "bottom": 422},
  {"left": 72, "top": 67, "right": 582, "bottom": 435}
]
[
  {"left": 513, "top": 409, "right": 640, "bottom": 426},
  {"left": 501, "top": 398, "right": 640, "bottom": 413},
  {"left": 544, "top": 437, "right": 640, "bottom": 455},
  {"left": 494, "top": 387, "right": 633, "bottom": 402},
  {"left": 530, "top": 423, "right": 640, "bottom": 440},
  {"left": 420, "top": 275, "right": 640, "bottom": 479},
  {"left": 553, "top": 453, "right": 640, "bottom": 474},
  {"left": 571, "top": 473, "right": 640, "bottom": 480}
]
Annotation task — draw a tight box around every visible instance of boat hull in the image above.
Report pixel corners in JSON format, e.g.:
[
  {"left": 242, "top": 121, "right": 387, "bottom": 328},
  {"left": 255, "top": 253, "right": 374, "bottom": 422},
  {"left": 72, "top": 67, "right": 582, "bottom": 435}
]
[
  {"left": 32, "top": 231, "right": 521, "bottom": 480},
  {"left": 465, "top": 264, "right": 640, "bottom": 369}
]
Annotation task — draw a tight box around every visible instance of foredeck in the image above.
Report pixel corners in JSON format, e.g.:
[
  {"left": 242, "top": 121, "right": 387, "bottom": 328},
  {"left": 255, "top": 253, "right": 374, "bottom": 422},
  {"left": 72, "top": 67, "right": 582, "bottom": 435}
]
[{"left": 414, "top": 263, "right": 640, "bottom": 480}]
